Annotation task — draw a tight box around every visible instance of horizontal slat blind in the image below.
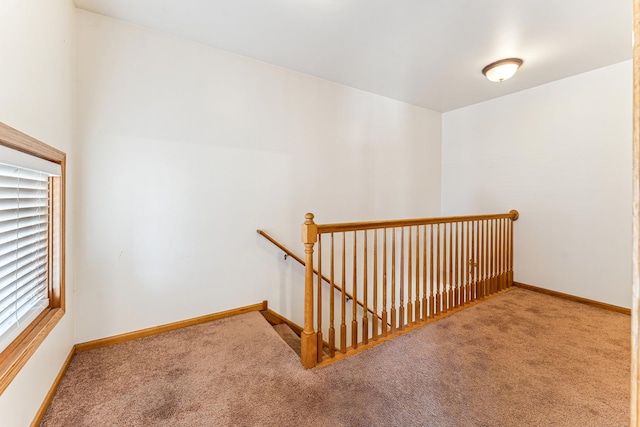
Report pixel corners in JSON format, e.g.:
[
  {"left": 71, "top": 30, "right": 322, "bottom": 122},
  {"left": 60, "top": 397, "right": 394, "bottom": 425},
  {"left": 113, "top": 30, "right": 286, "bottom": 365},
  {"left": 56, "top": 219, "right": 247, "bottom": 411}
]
[{"left": 0, "top": 162, "right": 51, "bottom": 352}]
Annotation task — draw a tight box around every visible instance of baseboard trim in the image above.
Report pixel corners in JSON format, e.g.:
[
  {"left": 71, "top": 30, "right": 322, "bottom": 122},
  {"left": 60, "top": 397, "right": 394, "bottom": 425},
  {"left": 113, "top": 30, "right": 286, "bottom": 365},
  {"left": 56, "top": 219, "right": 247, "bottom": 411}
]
[
  {"left": 513, "top": 282, "right": 630, "bottom": 315},
  {"left": 75, "top": 302, "right": 266, "bottom": 353},
  {"left": 30, "top": 346, "right": 76, "bottom": 427},
  {"left": 261, "top": 309, "right": 304, "bottom": 336}
]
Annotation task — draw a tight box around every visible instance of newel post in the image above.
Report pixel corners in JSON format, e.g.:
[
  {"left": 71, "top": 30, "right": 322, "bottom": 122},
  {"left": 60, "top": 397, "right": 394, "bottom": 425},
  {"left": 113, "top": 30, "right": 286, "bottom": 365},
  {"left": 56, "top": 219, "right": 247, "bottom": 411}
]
[
  {"left": 508, "top": 210, "right": 519, "bottom": 288},
  {"left": 301, "top": 213, "right": 318, "bottom": 368}
]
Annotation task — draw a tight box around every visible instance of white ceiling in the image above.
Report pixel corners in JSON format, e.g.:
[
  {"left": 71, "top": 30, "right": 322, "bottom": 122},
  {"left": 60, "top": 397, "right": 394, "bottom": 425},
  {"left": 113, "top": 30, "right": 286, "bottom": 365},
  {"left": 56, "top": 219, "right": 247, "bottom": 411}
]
[{"left": 73, "top": 0, "right": 632, "bottom": 112}]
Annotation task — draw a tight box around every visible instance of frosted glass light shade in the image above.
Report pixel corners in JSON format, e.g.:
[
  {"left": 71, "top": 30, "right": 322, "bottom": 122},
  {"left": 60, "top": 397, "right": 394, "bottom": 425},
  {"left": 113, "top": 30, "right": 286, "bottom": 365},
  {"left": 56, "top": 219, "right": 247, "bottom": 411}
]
[{"left": 482, "top": 58, "right": 523, "bottom": 82}]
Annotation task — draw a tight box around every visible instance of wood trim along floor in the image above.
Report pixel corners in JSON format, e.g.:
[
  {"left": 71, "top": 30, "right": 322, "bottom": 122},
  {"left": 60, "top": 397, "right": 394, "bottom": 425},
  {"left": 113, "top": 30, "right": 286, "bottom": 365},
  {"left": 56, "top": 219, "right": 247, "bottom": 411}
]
[
  {"left": 261, "top": 309, "right": 304, "bottom": 336},
  {"left": 513, "top": 282, "right": 630, "bottom": 315},
  {"left": 30, "top": 346, "right": 76, "bottom": 427},
  {"left": 75, "top": 302, "right": 266, "bottom": 353},
  {"left": 31, "top": 302, "right": 267, "bottom": 425}
]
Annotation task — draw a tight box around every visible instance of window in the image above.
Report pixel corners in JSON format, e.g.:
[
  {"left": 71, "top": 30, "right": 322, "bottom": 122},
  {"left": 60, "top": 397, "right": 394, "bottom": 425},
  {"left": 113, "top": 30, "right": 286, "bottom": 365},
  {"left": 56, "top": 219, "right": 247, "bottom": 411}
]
[{"left": 0, "top": 122, "right": 65, "bottom": 394}]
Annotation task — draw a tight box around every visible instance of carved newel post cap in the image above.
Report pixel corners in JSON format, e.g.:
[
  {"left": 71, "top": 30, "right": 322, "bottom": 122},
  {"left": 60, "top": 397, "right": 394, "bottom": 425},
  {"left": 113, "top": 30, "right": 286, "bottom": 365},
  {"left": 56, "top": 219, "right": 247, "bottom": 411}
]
[
  {"left": 509, "top": 210, "right": 519, "bottom": 221},
  {"left": 302, "top": 213, "right": 318, "bottom": 244}
]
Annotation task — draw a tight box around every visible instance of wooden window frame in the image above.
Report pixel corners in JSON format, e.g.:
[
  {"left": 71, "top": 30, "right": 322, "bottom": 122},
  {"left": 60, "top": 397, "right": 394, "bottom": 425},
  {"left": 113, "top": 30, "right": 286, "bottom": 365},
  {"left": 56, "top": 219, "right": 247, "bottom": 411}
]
[{"left": 0, "top": 122, "right": 65, "bottom": 395}]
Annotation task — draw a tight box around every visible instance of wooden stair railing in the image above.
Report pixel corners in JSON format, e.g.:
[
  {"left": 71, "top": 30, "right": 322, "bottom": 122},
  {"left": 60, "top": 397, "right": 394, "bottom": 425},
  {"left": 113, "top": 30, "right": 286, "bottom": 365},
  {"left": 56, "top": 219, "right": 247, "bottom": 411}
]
[
  {"left": 256, "top": 230, "right": 383, "bottom": 324},
  {"left": 300, "top": 210, "right": 520, "bottom": 368}
]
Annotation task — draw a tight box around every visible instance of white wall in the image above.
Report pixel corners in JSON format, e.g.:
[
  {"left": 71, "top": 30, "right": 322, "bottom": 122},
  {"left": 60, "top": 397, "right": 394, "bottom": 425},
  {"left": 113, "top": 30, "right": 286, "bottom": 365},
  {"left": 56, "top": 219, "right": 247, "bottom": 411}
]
[
  {"left": 442, "top": 61, "right": 632, "bottom": 308},
  {"left": 0, "top": 1, "right": 76, "bottom": 426},
  {"left": 75, "top": 11, "right": 442, "bottom": 342}
]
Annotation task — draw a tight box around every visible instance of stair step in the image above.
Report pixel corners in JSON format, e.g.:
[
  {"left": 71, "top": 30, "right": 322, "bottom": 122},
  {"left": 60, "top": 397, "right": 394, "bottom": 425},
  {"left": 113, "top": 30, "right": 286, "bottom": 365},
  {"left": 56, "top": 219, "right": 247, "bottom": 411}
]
[
  {"left": 262, "top": 311, "right": 329, "bottom": 359},
  {"left": 273, "top": 323, "right": 301, "bottom": 357}
]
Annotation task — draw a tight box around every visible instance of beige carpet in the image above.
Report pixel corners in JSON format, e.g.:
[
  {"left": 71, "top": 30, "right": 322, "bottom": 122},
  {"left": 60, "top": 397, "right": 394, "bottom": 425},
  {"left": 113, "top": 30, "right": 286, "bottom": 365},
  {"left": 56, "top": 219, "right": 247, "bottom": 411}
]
[{"left": 41, "top": 289, "right": 630, "bottom": 426}]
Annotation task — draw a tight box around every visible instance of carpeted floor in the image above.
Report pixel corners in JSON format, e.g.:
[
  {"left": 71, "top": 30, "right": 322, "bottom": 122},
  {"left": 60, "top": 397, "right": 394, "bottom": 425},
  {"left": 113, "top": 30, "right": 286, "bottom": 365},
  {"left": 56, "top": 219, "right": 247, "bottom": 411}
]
[{"left": 41, "top": 288, "right": 630, "bottom": 426}]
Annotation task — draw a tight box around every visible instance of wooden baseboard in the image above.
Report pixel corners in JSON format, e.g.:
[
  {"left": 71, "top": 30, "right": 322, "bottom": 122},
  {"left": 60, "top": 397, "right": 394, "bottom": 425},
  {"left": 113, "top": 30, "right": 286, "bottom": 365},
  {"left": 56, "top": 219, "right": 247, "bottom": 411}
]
[
  {"left": 30, "top": 346, "right": 76, "bottom": 427},
  {"left": 76, "top": 302, "right": 266, "bottom": 353},
  {"left": 513, "top": 282, "right": 630, "bottom": 315},
  {"left": 261, "top": 309, "right": 304, "bottom": 336}
]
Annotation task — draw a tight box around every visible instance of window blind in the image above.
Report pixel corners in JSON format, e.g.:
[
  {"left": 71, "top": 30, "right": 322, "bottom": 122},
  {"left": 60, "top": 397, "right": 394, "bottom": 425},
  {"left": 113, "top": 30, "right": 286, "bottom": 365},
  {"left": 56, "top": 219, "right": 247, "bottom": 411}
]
[{"left": 0, "top": 161, "right": 57, "bottom": 353}]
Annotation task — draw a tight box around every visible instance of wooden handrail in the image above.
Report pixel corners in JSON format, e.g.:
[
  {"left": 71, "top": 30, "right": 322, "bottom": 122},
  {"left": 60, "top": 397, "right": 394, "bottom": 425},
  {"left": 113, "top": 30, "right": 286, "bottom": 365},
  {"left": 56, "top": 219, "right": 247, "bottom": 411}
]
[
  {"left": 257, "top": 229, "right": 306, "bottom": 267},
  {"left": 316, "top": 210, "right": 519, "bottom": 234},
  {"left": 300, "top": 210, "right": 519, "bottom": 369},
  {"left": 256, "top": 230, "right": 383, "bottom": 322}
]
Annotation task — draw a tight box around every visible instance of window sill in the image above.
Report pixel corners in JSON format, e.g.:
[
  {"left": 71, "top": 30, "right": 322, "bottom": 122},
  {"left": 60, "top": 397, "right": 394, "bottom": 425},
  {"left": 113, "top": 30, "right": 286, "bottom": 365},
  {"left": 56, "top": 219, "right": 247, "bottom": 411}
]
[{"left": 0, "top": 307, "right": 65, "bottom": 395}]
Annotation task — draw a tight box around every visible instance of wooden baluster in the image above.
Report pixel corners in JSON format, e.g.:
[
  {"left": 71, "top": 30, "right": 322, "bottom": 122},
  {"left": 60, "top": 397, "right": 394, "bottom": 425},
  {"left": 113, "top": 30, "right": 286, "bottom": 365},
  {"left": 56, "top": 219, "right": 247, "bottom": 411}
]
[
  {"left": 486, "top": 220, "right": 491, "bottom": 295},
  {"left": 501, "top": 218, "right": 505, "bottom": 290},
  {"left": 480, "top": 219, "right": 485, "bottom": 299},
  {"left": 382, "top": 229, "right": 388, "bottom": 336},
  {"left": 443, "top": 223, "right": 447, "bottom": 311},
  {"left": 462, "top": 221, "right": 467, "bottom": 305},
  {"left": 448, "top": 221, "right": 453, "bottom": 310},
  {"left": 460, "top": 221, "right": 469, "bottom": 305},
  {"left": 442, "top": 223, "right": 448, "bottom": 313},
  {"left": 486, "top": 220, "right": 491, "bottom": 298},
  {"left": 470, "top": 220, "right": 476, "bottom": 301},
  {"left": 488, "top": 220, "right": 492, "bottom": 293},
  {"left": 495, "top": 219, "right": 499, "bottom": 293},
  {"left": 468, "top": 221, "right": 472, "bottom": 301},
  {"left": 415, "top": 226, "right": 421, "bottom": 323},
  {"left": 460, "top": 222, "right": 464, "bottom": 305},
  {"left": 475, "top": 221, "right": 481, "bottom": 300},
  {"left": 480, "top": 222, "right": 483, "bottom": 299},
  {"left": 400, "top": 227, "right": 405, "bottom": 329},
  {"left": 391, "top": 228, "right": 397, "bottom": 333},
  {"left": 422, "top": 225, "right": 428, "bottom": 320},
  {"left": 476, "top": 220, "right": 484, "bottom": 299},
  {"left": 340, "top": 232, "right": 346, "bottom": 353},
  {"left": 468, "top": 221, "right": 473, "bottom": 302},
  {"left": 486, "top": 220, "right": 490, "bottom": 295},
  {"left": 407, "top": 226, "right": 413, "bottom": 325},
  {"left": 494, "top": 219, "right": 498, "bottom": 292},
  {"left": 488, "top": 220, "right": 492, "bottom": 294},
  {"left": 495, "top": 219, "right": 500, "bottom": 292},
  {"left": 511, "top": 215, "right": 516, "bottom": 286},
  {"left": 454, "top": 222, "right": 459, "bottom": 308},
  {"left": 498, "top": 218, "right": 503, "bottom": 291},
  {"left": 497, "top": 219, "right": 501, "bottom": 292},
  {"left": 429, "top": 224, "right": 435, "bottom": 318},
  {"left": 352, "top": 232, "right": 358, "bottom": 349},
  {"left": 362, "top": 231, "right": 369, "bottom": 345},
  {"left": 503, "top": 218, "right": 508, "bottom": 289},
  {"left": 493, "top": 219, "right": 500, "bottom": 292},
  {"left": 508, "top": 217, "right": 514, "bottom": 287},
  {"left": 487, "top": 219, "right": 495, "bottom": 293},
  {"left": 317, "top": 235, "right": 323, "bottom": 363},
  {"left": 484, "top": 220, "right": 491, "bottom": 295},
  {"left": 436, "top": 223, "right": 441, "bottom": 314},
  {"left": 464, "top": 221, "right": 473, "bottom": 303},
  {"left": 329, "top": 233, "right": 335, "bottom": 358},
  {"left": 479, "top": 220, "right": 483, "bottom": 298},
  {"left": 504, "top": 218, "right": 511, "bottom": 288},
  {"left": 476, "top": 221, "right": 482, "bottom": 299},
  {"left": 373, "top": 229, "right": 379, "bottom": 340},
  {"left": 301, "top": 213, "right": 317, "bottom": 369}
]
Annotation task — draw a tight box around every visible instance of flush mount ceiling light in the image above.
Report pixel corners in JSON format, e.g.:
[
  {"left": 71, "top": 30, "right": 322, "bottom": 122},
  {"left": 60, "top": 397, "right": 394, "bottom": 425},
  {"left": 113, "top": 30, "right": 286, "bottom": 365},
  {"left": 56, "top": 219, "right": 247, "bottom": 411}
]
[{"left": 482, "top": 58, "right": 523, "bottom": 82}]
